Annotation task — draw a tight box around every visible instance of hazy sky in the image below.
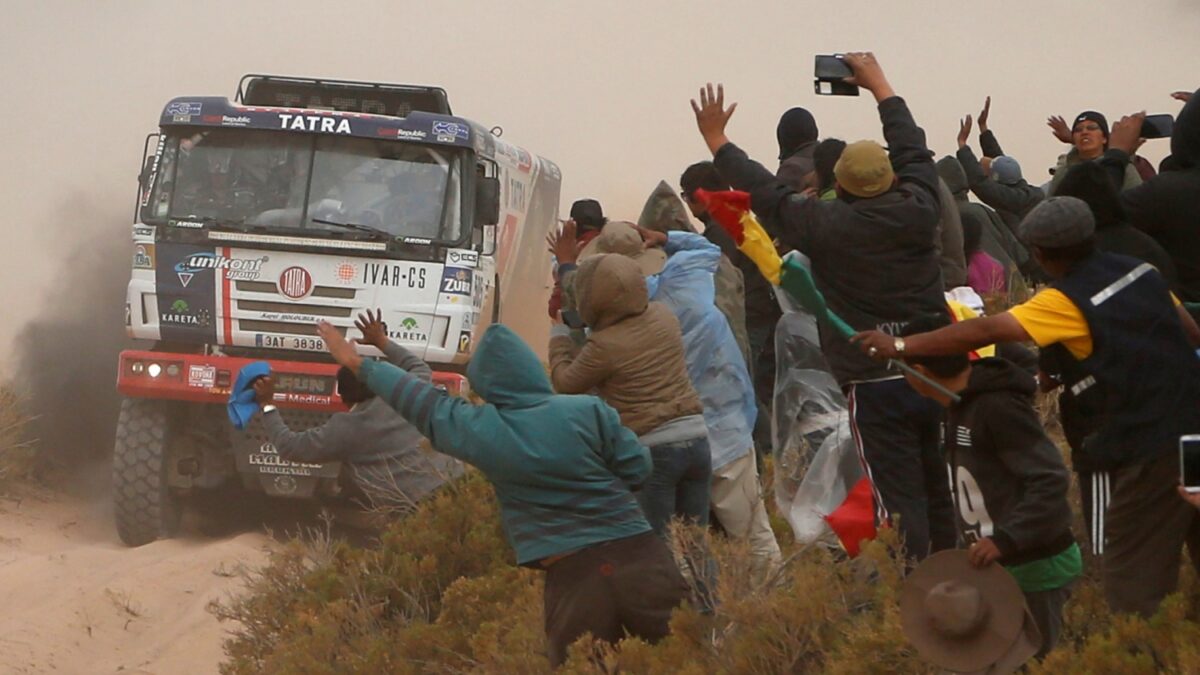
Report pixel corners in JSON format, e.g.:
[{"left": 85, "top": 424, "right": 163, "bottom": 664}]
[{"left": 1, "top": 0, "right": 1198, "bottom": 356}]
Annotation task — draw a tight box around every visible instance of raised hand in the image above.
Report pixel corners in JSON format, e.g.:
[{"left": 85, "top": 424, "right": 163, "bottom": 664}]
[
  {"left": 1108, "top": 111, "right": 1147, "bottom": 155},
  {"left": 353, "top": 309, "right": 389, "bottom": 350},
  {"left": 978, "top": 96, "right": 991, "bottom": 133},
  {"left": 546, "top": 219, "right": 581, "bottom": 265},
  {"left": 318, "top": 321, "right": 363, "bottom": 374},
  {"left": 691, "top": 83, "right": 737, "bottom": 155},
  {"left": 842, "top": 52, "right": 894, "bottom": 102},
  {"left": 958, "top": 115, "right": 973, "bottom": 149},
  {"left": 1047, "top": 115, "right": 1073, "bottom": 144}
]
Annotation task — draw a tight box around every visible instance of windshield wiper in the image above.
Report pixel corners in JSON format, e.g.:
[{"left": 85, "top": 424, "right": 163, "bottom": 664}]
[{"left": 310, "top": 218, "right": 393, "bottom": 239}]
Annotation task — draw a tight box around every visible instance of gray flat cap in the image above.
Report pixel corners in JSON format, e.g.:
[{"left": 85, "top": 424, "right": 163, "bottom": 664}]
[{"left": 1019, "top": 196, "right": 1096, "bottom": 248}]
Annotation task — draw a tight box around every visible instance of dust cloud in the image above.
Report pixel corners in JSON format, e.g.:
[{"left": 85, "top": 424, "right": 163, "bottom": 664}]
[
  {"left": 7, "top": 195, "right": 130, "bottom": 489},
  {"left": 1, "top": 1, "right": 1197, "bottom": 479}
]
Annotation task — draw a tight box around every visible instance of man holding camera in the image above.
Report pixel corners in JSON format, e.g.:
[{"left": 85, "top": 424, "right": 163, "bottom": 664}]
[{"left": 690, "top": 53, "right": 954, "bottom": 561}]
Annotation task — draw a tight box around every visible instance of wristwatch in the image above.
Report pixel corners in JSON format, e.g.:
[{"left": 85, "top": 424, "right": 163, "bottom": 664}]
[
  {"left": 262, "top": 404, "right": 278, "bottom": 414},
  {"left": 893, "top": 337, "right": 907, "bottom": 355}
]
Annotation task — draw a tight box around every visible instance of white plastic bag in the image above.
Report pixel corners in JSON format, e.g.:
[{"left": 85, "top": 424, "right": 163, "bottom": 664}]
[{"left": 771, "top": 305, "right": 864, "bottom": 543}]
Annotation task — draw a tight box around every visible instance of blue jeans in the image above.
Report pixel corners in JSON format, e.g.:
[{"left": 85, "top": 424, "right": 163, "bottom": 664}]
[{"left": 636, "top": 436, "right": 713, "bottom": 535}]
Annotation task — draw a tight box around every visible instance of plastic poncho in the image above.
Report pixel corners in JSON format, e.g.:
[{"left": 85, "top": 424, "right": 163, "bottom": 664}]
[{"left": 647, "top": 232, "right": 757, "bottom": 470}]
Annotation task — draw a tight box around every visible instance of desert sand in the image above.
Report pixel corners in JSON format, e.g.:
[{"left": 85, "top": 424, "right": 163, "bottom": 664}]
[{"left": 0, "top": 492, "right": 271, "bottom": 675}]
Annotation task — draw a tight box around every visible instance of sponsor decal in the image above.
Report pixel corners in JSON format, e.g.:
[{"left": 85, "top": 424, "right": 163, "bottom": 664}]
[
  {"left": 169, "top": 219, "right": 204, "bottom": 229},
  {"left": 201, "top": 114, "right": 251, "bottom": 127},
  {"left": 277, "top": 113, "right": 352, "bottom": 134},
  {"left": 457, "top": 331, "right": 472, "bottom": 354},
  {"left": 378, "top": 128, "right": 428, "bottom": 140},
  {"left": 282, "top": 392, "right": 334, "bottom": 405},
  {"left": 277, "top": 266, "right": 313, "bottom": 300},
  {"left": 188, "top": 365, "right": 217, "bottom": 388},
  {"left": 134, "top": 225, "right": 154, "bottom": 237},
  {"left": 274, "top": 373, "right": 333, "bottom": 395},
  {"left": 439, "top": 267, "right": 473, "bottom": 296},
  {"left": 258, "top": 311, "right": 323, "bottom": 322},
  {"left": 172, "top": 114, "right": 192, "bottom": 123},
  {"left": 388, "top": 316, "right": 428, "bottom": 343},
  {"left": 361, "top": 262, "right": 427, "bottom": 289},
  {"left": 402, "top": 237, "right": 433, "bottom": 245},
  {"left": 161, "top": 298, "right": 212, "bottom": 327},
  {"left": 432, "top": 121, "right": 469, "bottom": 143},
  {"left": 250, "top": 442, "right": 324, "bottom": 476},
  {"left": 446, "top": 249, "right": 479, "bottom": 268},
  {"left": 133, "top": 243, "right": 155, "bottom": 270},
  {"left": 273, "top": 475, "right": 299, "bottom": 494},
  {"left": 334, "top": 262, "right": 358, "bottom": 284},
  {"left": 166, "top": 101, "right": 202, "bottom": 116},
  {"left": 175, "top": 252, "right": 268, "bottom": 286}
]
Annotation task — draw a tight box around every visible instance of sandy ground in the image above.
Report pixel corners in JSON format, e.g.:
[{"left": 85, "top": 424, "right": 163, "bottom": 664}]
[{"left": 0, "top": 491, "right": 273, "bottom": 675}]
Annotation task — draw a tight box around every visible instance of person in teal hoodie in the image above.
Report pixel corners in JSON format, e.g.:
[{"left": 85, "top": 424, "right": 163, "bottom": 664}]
[{"left": 314, "top": 320, "right": 688, "bottom": 667}]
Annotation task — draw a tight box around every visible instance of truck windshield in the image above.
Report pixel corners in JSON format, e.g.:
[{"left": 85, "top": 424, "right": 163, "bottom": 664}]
[{"left": 146, "top": 128, "right": 463, "bottom": 241}]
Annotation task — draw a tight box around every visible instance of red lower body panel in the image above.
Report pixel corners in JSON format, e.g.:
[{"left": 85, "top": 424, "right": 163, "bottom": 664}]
[{"left": 116, "top": 350, "right": 466, "bottom": 412}]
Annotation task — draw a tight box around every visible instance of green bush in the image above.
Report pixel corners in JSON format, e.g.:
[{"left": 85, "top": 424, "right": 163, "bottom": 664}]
[{"left": 216, "top": 465, "right": 1200, "bottom": 674}]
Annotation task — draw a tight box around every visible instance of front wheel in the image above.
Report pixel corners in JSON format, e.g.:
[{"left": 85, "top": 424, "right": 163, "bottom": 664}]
[{"left": 112, "top": 398, "right": 181, "bottom": 546}]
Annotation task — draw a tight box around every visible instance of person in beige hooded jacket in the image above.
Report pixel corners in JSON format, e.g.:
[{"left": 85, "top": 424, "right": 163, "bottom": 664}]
[{"left": 549, "top": 253, "right": 712, "bottom": 536}]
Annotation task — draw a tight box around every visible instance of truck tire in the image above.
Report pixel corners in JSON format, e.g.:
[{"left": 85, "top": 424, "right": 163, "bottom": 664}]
[{"left": 112, "top": 398, "right": 181, "bottom": 546}]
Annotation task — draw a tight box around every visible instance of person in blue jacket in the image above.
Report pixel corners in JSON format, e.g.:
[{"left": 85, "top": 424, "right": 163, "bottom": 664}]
[
  {"left": 314, "top": 320, "right": 688, "bottom": 667},
  {"left": 636, "top": 225, "right": 783, "bottom": 573}
]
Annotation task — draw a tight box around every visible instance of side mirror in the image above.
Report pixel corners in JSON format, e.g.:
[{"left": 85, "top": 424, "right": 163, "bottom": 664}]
[{"left": 475, "top": 176, "right": 500, "bottom": 227}]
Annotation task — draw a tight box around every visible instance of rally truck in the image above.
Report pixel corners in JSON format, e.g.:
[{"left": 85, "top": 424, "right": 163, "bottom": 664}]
[{"left": 114, "top": 75, "right": 560, "bottom": 546}]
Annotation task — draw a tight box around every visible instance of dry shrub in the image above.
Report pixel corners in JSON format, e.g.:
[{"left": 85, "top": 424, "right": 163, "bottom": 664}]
[
  {"left": 217, "top": 457, "right": 1200, "bottom": 674},
  {"left": 0, "top": 387, "right": 37, "bottom": 492}
]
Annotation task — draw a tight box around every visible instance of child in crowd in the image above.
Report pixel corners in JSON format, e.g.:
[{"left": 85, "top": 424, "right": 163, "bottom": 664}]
[{"left": 896, "top": 313, "right": 1081, "bottom": 658}]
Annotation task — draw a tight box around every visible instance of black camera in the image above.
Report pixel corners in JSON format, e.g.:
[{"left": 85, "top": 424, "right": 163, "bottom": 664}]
[{"left": 814, "top": 54, "right": 859, "bottom": 97}]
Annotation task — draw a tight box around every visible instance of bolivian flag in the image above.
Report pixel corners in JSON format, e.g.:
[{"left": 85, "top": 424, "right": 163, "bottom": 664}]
[
  {"left": 695, "top": 189, "right": 782, "bottom": 286},
  {"left": 695, "top": 189, "right": 855, "bottom": 338}
]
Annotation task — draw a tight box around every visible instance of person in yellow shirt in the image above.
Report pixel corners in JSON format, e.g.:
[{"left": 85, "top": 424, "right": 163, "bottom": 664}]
[{"left": 853, "top": 196, "right": 1200, "bottom": 618}]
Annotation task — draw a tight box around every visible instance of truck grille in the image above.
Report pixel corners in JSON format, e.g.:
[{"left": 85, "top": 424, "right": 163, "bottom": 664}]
[
  {"left": 236, "top": 299, "right": 352, "bottom": 317},
  {"left": 232, "top": 281, "right": 357, "bottom": 337},
  {"left": 235, "top": 280, "right": 356, "bottom": 299},
  {"left": 237, "top": 320, "right": 347, "bottom": 336}
]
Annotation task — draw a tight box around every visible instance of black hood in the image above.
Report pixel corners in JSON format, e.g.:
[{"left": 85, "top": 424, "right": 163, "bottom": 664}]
[
  {"left": 935, "top": 156, "right": 969, "bottom": 196},
  {"left": 776, "top": 107, "right": 819, "bottom": 160},
  {"left": 961, "top": 357, "right": 1037, "bottom": 400},
  {"left": 1171, "top": 88, "right": 1200, "bottom": 169}
]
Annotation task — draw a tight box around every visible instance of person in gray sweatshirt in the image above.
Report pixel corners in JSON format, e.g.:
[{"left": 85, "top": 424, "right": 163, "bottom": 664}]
[{"left": 252, "top": 310, "right": 462, "bottom": 511}]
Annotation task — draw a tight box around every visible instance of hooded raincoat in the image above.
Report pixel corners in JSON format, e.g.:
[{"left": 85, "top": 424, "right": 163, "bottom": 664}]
[
  {"left": 359, "top": 324, "right": 653, "bottom": 566},
  {"left": 648, "top": 232, "right": 757, "bottom": 470}
]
